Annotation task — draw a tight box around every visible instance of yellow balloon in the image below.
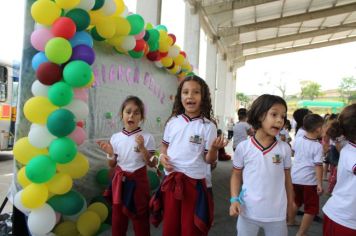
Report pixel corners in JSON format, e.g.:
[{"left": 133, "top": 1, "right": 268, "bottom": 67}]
[
  {"left": 113, "top": 17, "right": 131, "bottom": 36},
  {"left": 54, "top": 221, "right": 79, "bottom": 236},
  {"left": 87, "top": 202, "right": 108, "bottom": 223},
  {"left": 23, "top": 97, "right": 58, "bottom": 124},
  {"left": 13, "top": 137, "right": 48, "bottom": 165},
  {"left": 161, "top": 57, "right": 173, "bottom": 67},
  {"left": 107, "top": 36, "right": 124, "bottom": 47},
  {"left": 89, "top": 11, "right": 104, "bottom": 26},
  {"left": 168, "top": 65, "right": 181, "bottom": 75},
  {"left": 159, "top": 40, "right": 170, "bottom": 53},
  {"left": 113, "top": 0, "right": 125, "bottom": 16},
  {"left": 31, "top": 0, "right": 61, "bottom": 26},
  {"left": 159, "top": 30, "right": 168, "bottom": 41},
  {"left": 96, "top": 18, "right": 116, "bottom": 39},
  {"left": 57, "top": 152, "right": 89, "bottom": 179},
  {"left": 17, "top": 167, "right": 31, "bottom": 188},
  {"left": 47, "top": 173, "right": 73, "bottom": 195},
  {"left": 21, "top": 183, "right": 48, "bottom": 209},
  {"left": 77, "top": 211, "right": 101, "bottom": 236},
  {"left": 174, "top": 54, "right": 185, "bottom": 66},
  {"left": 55, "top": 0, "right": 80, "bottom": 9}
]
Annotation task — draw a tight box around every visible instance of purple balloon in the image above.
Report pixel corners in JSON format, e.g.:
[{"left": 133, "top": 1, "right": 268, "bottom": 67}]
[{"left": 70, "top": 45, "right": 95, "bottom": 65}]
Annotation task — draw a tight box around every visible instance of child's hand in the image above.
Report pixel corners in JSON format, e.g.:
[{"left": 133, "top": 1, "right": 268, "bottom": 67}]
[
  {"left": 229, "top": 202, "right": 241, "bottom": 217},
  {"left": 212, "top": 136, "right": 229, "bottom": 150},
  {"left": 96, "top": 140, "right": 114, "bottom": 156},
  {"left": 160, "top": 154, "right": 173, "bottom": 172},
  {"left": 317, "top": 184, "right": 323, "bottom": 195},
  {"left": 135, "top": 134, "right": 145, "bottom": 151}
]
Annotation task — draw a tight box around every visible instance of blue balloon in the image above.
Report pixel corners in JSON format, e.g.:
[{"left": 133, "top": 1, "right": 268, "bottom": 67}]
[
  {"left": 70, "top": 31, "right": 93, "bottom": 48},
  {"left": 31, "top": 52, "right": 48, "bottom": 71}
]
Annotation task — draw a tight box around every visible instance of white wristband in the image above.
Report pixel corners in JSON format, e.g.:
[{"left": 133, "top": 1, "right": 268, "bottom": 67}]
[{"left": 106, "top": 154, "right": 115, "bottom": 160}]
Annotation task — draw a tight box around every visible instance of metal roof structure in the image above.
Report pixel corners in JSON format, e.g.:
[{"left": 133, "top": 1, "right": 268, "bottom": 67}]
[{"left": 187, "top": 0, "right": 356, "bottom": 70}]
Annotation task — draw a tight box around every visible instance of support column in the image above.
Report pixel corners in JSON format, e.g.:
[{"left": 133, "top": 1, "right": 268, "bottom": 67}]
[
  {"left": 204, "top": 38, "right": 217, "bottom": 110},
  {"left": 184, "top": 1, "right": 200, "bottom": 72},
  {"left": 136, "top": 0, "right": 161, "bottom": 25},
  {"left": 215, "top": 54, "right": 228, "bottom": 131},
  {"left": 224, "top": 68, "right": 235, "bottom": 121}
]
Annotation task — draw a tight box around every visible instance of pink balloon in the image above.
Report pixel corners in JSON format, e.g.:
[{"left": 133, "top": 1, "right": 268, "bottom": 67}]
[
  {"left": 30, "top": 28, "right": 54, "bottom": 51},
  {"left": 68, "top": 126, "right": 86, "bottom": 145},
  {"left": 134, "top": 30, "right": 145, "bottom": 40},
  {"left": 74, "top": 88, "right": 89, "bottom": 102}
]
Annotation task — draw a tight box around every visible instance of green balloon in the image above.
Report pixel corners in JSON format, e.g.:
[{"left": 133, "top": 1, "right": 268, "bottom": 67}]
[
  {"left": 25, "top": 155, "right": 56, "bottom": 183},
  {"left": 128, "top": 50, "right": 144, "bottom": 59},
  {"left": 155, "top": 25, "right": 167, "bottom": 32},
  {"left": 148, "top": 41, "right": 159, "bottom": 52},
  {"left": 92, "top": 0, "right": 105, "bottom": 10},
  {"left": 48, "top": 81, "right": 74, "bottom": 107},
  {"left": 147, "top": 29, "right": 159, "bottom": 44},
  {"left": 45, "top": 37, "right": 72, "bottom": 64},
  {"left": 47, "top": 109, "right": 76, "bottom": 137},
  {"left": 49, "top": 137, "right": 77, "bottom": 164},
  {"left": 48, "top": 190, "right": 84, "bottom": 215},
  {"left": 65, "top": 8, "right": 90, "bottom": 31},
  {"left": 91, "top": 27, "right": 105, "bottom": 41},
  {"left": 96, "top": 168, "right": 110, "bottom": 187},
  {"left": 63, "top": 60, "right": 92, "bottom": 88},
  {"left": 127, "top": 14, "right": 145, "bottom": 35},
  {"left": 147, "top": 170, "right": 160, "bottom": 191}
]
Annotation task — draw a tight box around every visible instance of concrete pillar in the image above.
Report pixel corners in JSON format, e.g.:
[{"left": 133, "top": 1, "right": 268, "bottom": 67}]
[
  {"left": 224, "top": 69, "right": 235, "bottom": 121},
  {"left": 204, "top": 38, "right": 217, "bottom": 110},
  {"left": 136, "top": 0, "right": 162, "bottom": 25},
  {"left": 184, "top": 1, "right": 200, "bottom": 72},
  {"left": 215, "top": 54, "right": 228, "bottom": 131}
]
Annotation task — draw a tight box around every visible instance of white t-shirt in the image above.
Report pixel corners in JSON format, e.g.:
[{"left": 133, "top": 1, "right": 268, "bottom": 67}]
[
  {"left": 323, "top": 141, "right": 356, "bottom": 230},
  {"left": 110, "top": 128, "right": 156, "bottom": 172},
  {"left": 295, "top": 128, "right": 306, "bottom": 139},
  {"left": 233, "top": 136, "right": 292, "bottom": 222},
  {"left": 291, "top": 136, "right": 323, "bottom": 185},
  {"left": 232, "top": 121, "right": 251, "bottom": 149},
  {"left": 163, "top": 114, "right": 217, "bottom": 179}
]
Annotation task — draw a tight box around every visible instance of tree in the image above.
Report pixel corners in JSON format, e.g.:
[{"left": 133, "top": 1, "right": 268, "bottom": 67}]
[
  {"left": 236, "top": 92, "right": 250, "bottom": 107},
  {"left": 339, "top": 76, "right": 356, "bottom": 104},
  {"left": 300, "top": 82, "right": 322, "bottom": 100}
]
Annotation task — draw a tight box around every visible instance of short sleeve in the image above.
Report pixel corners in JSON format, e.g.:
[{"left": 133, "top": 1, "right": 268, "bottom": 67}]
[
  {"left": 145, "top": 134, "right": 156, "bottom": 153},
  {"left": 343, "top": 148, "right": 356, "bottom": 174},
  {"left": 162, "top": 119, "right": 172, "bottom": 145},
  {"left": 204, "top": 123, "right": 217, "bottom": 152},
  {"left": 313, "top": 144, "right": 324, "bottom": 165},
  {"left": 233, "top": 143, "right": 244, "bottom": 169},
  {"left": 283, "top": 143, "right": 292, "bottom": 169}
]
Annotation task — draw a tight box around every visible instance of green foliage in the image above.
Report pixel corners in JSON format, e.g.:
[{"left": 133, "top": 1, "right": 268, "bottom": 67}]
[
  {"left": 300, "top": 82, "right": 322, "bottom": 100},
  {"left": 236, "top": 92, "right": 250, "bottom": 103},
  {"left": 339, "top": 76, "right": 356, "bottom": 104}
]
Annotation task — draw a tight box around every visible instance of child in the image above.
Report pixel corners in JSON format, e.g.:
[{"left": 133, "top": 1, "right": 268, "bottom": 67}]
[
  {"left": 277, "top": 119, "right": 292, "bottom": 145},
  {"left": 293, "top": 108, "right": 312, "bottom": 139},
  {"left": 289, "top": 114, "right": 324, "bottom": 236},
  {"left": 322, "top": 104, "right": 356, "bottom": 236},
  {"left": 232, "top": 108, "right": 253, "bottom": 151},
  {"left": 97, "top": 96, "right": 157, "bottom": 236},
  {"left": 157, "top": 75, "right": 227, "bottom": 236},
  {"left": 230, "top": 94, "right": 293, "bottom": 236}
]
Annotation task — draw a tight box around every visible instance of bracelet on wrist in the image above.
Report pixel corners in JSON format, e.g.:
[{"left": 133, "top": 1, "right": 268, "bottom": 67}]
[
  {"left": 106, "top": 154, "right": 116, "bottom": 160},
  {"left": 230, "top": 196, "right": 240, "bottom": 203}
]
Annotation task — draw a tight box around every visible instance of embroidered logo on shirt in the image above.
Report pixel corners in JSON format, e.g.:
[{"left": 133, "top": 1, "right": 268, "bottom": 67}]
[
  {"left": 272, "top": 154, "right": 281, "bottom": 164},
  {"left": 190, "top": 135, "right": 203, "bottom": 144}
]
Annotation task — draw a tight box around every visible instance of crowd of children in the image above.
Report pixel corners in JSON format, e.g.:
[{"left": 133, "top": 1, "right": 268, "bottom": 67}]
[{"left": 97, "top": 75, "right": 355, "bottom": 236}]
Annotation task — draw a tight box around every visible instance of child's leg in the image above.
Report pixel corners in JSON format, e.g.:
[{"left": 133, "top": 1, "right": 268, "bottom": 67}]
[
  {"left": 287, "top": 184, "right": 302, "bottom": 225},
  {"left": 112, "top": 204, "right": 129, "bottom": 236},
  {"left": 162, "top": 190, "right": 182, "bottom": 236},
  {"left": 297, "top": 213, "right": 314, "bottom": 236},
  {"left": 297, "top": 185, "right": 319, "bottom": 235},
  {"left": 262, "top": 220, "right": 288, "bottom": 236},
  {"left": 131, "top": 212, "right": 150, "bottom": 236},
  {"left": 236, "top": 215, "right": 260, "bottom": 236}
]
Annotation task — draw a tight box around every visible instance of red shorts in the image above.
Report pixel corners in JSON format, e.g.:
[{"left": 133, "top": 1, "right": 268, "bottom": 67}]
[
  {"left": 323, "top": 213, "right": 356, "bottom": 236},
  {"left": 293, "top": 184, "right": 319, "bottom": 215}
]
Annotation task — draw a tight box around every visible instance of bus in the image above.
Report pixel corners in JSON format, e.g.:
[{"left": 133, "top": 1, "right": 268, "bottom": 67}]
[{"left": 0, "top": 62, "right": 19, "bottom": 151}]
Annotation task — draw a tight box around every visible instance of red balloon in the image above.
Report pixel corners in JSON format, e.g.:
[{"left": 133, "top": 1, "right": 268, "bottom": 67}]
[
  {"left": 133, "top": 39, "right": 146, "bottom": 52},
  {"left": 52, "top": 17, "right": 76, "bottom": 39},
  {"left": 160, "top": 51, "right": 168, "bottom": 58},
  {"left": 76, "top": 121, "right": 85, "bottom": 128},
  {"left": 180, "top": 51, "right": 187, "bottom": 58},
  {"left": 146, "top": 51, "right": 161, "bottom": 61},
  {"left": 168, "top": 33, "right": 176, "bottom": 45},
  {"left": 36, "top": 62, "right": 62, "bottom": 85}
]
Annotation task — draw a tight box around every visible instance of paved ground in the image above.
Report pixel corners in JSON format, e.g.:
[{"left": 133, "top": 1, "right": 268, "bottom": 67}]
[{"left": 0, "top": 145, "right": 326, "bottom": 236}]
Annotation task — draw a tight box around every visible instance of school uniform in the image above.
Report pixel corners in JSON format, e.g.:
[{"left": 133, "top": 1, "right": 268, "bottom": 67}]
[
  {"left": 233, "top": 136, "right": 292, "bottom": 236},
  {"left": 323, "top": 141, "right": 356, "bottom": 235},
  {"left": 160, "top": 114, "right": 216, "bottom": 236},
  {"left": 109, "top": 127, "right": 156, "bottom": 236}
]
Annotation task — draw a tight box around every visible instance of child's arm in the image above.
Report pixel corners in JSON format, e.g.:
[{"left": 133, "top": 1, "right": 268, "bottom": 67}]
[
  {"left": 230, "top": 168, "right": 242, "bottom": 217},
  {"left": 160, "top": 142, "right": 173, "bottom": 172},
  {"left": 205, "top": 136, "right": 228, "bottom": 164},
  {"left": 135, "top": 135, "right": 156, "bottom": 167},
  {"left": 96, "top": 140, "right": 117, "bottom": 168},
  {"left": 315, "top": 165, "right": 323, "bottom": 194},
  {"left": 284, "top": 169, "right": 295, "bottom": 222}
]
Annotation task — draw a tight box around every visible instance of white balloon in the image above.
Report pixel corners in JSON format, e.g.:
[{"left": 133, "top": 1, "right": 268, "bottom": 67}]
[
  {"left": 28, "top": 124, "right": 56, "bottom": 148},
  {"left": 168, "top": 45, "right": 180, "bottom": 58},
  {"left": 77, "top": 0, "right": 95, "bottom": 11},
  {"left": 28, "top": 204, "right": 56, "bottom": 235},
  {"left": 34, "top": 23, "right": 50, "bottom": 30},
  {"left": 31, "top": 80, "right": 49, "bottom": 97},
  {"left": 13, "top": 190, "right": 31, "bottom": 214},
  {"left": 154, "top": 61, "right": 163, "bottom": 68},
  {"left": 102, "top": 0, "right": 116, "bottom": 16},
  {"left": 63, "top": 99, "right": 89, "bottom": 121},
  {"left": 120, "top": 36, "right": 136, "bottom": 51}
]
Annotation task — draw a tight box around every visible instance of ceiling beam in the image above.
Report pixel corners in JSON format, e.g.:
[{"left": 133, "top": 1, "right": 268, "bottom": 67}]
[
  {"left": 218, "top": 2, "right": 356, "bottom": 36},
  {"left": 239, "top": 22, "right": 356, "bottom": 49},
  {"left": 235, "top": 36, "right": 356, "bottom": 61},
  {"left": 203, "top": 0, "right": 280, "bottom": 15}
]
